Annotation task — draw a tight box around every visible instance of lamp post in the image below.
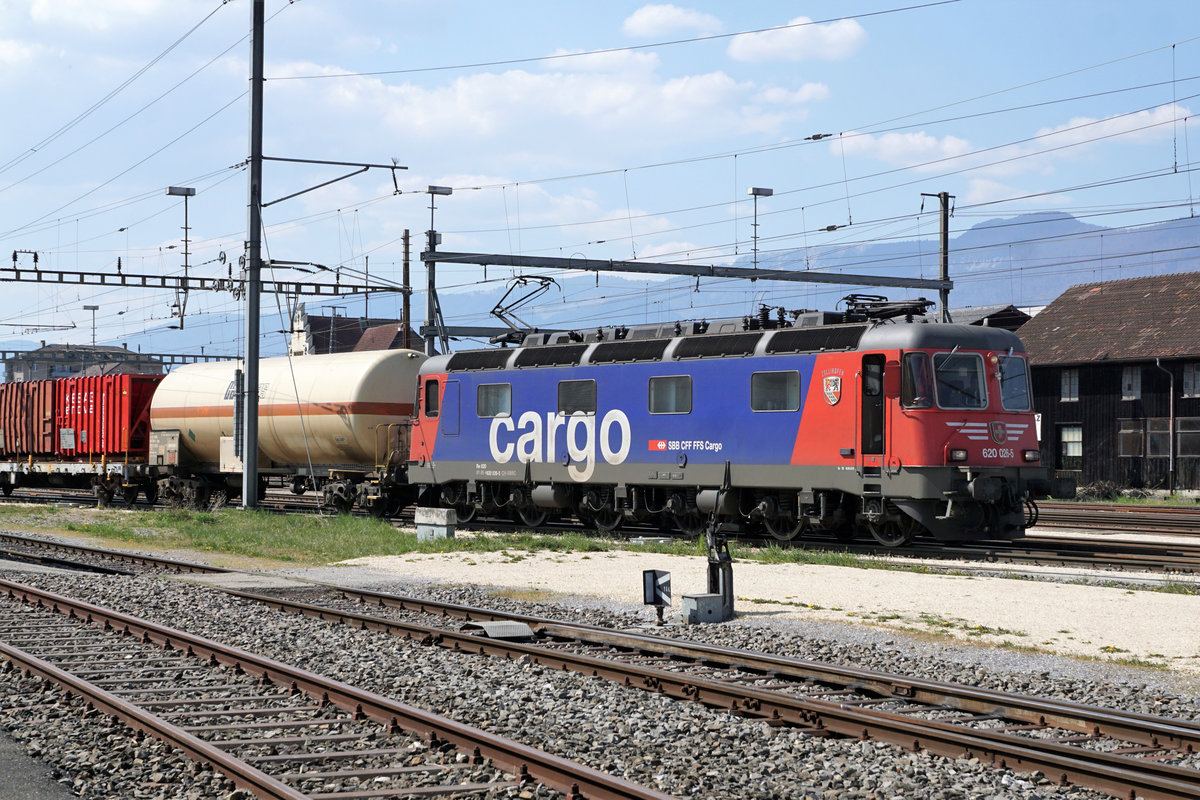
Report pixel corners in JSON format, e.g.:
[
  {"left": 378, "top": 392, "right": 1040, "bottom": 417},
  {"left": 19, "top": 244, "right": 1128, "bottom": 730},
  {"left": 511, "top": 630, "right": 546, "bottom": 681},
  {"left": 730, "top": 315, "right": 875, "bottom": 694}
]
[
  {"left": 748, "top": 187, "right": 773, "bottom": 270},
  {"left": 83, "top": 304, "right": 99, "bottom": 347},
  {"left": 425, "top": 186, "right": 452, "bottom": 357},
  {"left": 165, "top": 186, "right": 196, "bottom": 275}
]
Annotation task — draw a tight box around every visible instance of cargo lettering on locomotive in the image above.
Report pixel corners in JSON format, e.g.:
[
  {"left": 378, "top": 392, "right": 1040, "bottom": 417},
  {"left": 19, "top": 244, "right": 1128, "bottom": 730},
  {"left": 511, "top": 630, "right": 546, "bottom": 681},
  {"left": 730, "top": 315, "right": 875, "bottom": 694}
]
[{"left": 489, "top": 409, "right": 632, "bottom": 481}]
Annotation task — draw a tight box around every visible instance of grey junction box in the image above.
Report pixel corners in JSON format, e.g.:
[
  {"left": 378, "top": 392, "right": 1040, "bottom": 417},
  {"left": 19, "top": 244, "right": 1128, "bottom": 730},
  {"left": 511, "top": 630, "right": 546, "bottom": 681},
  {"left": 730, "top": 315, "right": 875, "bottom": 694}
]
[{"left": 415, "top": 506, "right": 456, "bottom": 542}]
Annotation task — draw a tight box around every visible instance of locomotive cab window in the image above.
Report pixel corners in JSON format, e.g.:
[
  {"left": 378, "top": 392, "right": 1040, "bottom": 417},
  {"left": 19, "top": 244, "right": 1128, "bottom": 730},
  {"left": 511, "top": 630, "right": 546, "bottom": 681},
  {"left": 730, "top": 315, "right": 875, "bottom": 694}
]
[
  {"left": 649, "top": 375, "right": 692, "bottom": 414},
  {"left": 477, "top": 383, "right": 511, "bottom": 418},
  {"left": 558, "top": 379, "right": 596, "bottom": 415},
  {"left": 998, "top": 354, "right": 1031, "bottom": 411},
  {"left": 751, "top": 370, "right": 800, "bottom": 412},
  {"left": 901, "top": 352, "right": 934, "bottom": 408},
  {"left": 933, "top": 352, "right": 986, "bottom": 409},
  {"left": 423, "top": 379, "right": 439, "bottom": 418}
]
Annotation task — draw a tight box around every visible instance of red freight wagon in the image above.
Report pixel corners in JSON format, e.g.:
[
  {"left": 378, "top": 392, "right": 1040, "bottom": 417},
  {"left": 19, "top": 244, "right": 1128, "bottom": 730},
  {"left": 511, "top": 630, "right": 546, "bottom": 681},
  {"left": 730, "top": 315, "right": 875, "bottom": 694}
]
[
  {"left": 55, "top": 374, "right": 163, "bottom": 458},
  {"left": 0, "top": 380, "right": 56, "bottom": 457}
]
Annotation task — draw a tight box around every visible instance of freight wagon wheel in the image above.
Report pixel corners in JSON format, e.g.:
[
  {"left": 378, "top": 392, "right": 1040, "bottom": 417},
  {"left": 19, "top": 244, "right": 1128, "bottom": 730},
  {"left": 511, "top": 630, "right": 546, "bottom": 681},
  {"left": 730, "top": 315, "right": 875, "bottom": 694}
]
[
  {"left": 1, "top": 483, "right": 11, "bottom": 497},
  {"left": 515, "top": 506, "right": 547, "bottom": 528},
  {"left": 119, "top": 485, "right": 140, "bottom": 507},
  {"left": 764, "top": 514, "right": 807, "bottom": 542},
  {"left": 142, "top": 482, "right": 158, "bottom": 506}
]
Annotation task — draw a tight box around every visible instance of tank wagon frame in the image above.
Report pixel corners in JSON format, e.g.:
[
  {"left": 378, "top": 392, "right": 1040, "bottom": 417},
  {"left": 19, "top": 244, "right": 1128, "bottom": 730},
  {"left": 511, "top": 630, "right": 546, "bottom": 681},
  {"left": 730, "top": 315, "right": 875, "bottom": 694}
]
[{"left": 409, "top": 303, "right": 1074, "bottom": 545}]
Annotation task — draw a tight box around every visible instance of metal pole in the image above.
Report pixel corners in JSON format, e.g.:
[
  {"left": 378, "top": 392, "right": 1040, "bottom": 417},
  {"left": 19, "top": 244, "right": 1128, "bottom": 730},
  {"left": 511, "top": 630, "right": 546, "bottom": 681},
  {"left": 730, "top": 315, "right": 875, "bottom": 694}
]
[
  {"left": 183, "top": 194, "right": 190, "bottom": 278},
  {"left": 363, "top": 255, "right": 369, "bottom": 319},
  {"left": 938, "top": 191, "right": 951, "bottom": 323},
  {"left": 242, "top": 0, "right": 264, "bottom": 509},
  {"left": 402, "top": 229, "right": 411, "bottom": 350},
  {"left": 425, "top": 200, "right": 437, "bottom": 357}
]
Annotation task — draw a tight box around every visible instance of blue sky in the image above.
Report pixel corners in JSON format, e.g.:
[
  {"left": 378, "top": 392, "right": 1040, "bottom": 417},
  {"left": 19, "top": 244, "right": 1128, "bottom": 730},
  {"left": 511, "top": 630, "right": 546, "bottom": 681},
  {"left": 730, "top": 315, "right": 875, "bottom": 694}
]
[{"left": 1, "top": 0, "right": 1197, "bottom": 354}]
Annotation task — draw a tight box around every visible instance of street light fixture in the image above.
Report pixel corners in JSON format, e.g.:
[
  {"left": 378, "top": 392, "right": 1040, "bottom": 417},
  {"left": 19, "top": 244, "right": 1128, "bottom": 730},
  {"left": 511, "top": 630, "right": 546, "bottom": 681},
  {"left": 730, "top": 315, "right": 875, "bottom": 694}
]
[
  {"left": 82, "top": 305, "right": 99, "bottom": 347},
  {"left": 424, "top": 186, "right": 453, "bottom": 356},
  {"left": 748, "top": 187, "right": 773, "bottom": 270}
]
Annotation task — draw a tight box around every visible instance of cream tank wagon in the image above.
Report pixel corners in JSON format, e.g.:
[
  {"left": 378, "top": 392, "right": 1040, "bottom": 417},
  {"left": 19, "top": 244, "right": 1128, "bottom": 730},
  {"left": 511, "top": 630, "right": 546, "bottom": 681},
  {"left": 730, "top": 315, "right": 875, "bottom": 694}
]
[{"left": 148, "top": 349, "right": 427, "bottom": 512}]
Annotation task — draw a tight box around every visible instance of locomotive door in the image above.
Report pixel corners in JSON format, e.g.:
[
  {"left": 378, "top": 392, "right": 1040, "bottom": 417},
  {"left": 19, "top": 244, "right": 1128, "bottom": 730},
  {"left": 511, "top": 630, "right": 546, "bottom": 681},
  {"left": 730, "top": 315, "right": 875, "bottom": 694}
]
[
  {"left": 860, "top": 355, "right": 885, "bottom": 461},
  {"left": 442, "top": 380, "right": 460, "bottom": 436}
]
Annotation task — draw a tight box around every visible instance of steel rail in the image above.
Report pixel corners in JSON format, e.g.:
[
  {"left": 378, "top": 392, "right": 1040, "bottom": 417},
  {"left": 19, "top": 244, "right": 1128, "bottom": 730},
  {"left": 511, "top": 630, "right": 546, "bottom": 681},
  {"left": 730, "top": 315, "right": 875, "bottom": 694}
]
[
  {"left": 225, "top": 585, "right": 1200, "bottom": 800},
  {"left": 0, "top": 533, "right": 232, "bottom": 575},
  {"left": 0, "top": 578, "right": 677, "bottom": 800},
  {"left": 0, "top": 640, "right": 311, "bottom": 800}
]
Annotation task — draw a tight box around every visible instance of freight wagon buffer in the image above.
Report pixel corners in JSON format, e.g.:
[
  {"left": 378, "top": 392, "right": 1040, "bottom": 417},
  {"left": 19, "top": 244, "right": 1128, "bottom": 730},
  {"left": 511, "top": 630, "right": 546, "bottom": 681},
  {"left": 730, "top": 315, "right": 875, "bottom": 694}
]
[
  {"left": 149, "top": 350, "right": 426, "bottom": 511},
  {"left": 409, "top": 308, "right": 1066, "bottom": 545}
]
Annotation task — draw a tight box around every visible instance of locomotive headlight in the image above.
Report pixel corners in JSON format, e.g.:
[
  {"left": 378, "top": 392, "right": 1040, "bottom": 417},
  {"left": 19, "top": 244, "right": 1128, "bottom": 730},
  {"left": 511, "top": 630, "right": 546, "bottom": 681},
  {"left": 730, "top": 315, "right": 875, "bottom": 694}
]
[
  {"left": 1023, "top": 449, "right": 1041, "bottom": 462},
  {"left": 949, "top": 448, "right": 968, "bottom": 462}
]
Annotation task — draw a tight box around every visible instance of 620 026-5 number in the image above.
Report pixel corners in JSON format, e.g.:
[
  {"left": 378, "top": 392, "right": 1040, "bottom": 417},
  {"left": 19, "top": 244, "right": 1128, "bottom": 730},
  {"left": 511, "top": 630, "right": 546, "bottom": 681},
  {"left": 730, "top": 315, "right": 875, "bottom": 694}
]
[{"left": 981, "top": 447, "right": 1015, "bottom": 459}]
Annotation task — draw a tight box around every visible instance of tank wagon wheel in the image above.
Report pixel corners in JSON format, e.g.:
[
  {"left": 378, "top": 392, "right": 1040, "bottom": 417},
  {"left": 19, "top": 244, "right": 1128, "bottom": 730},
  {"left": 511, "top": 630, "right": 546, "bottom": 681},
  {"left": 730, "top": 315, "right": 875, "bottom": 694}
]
[
  {"left": 764, "top": 513, "right": 807, "bottom": 542},
  {"left": 515, "top": 506, "right": 548, "bottom": 528},
  {"left": 0, "top": 483, "right": 11, "bottom": 497}
]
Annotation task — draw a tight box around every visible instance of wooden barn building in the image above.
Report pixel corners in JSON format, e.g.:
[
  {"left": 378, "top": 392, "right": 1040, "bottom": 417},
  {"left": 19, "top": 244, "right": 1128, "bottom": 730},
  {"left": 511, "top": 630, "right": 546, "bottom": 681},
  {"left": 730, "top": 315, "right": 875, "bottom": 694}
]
[{"left": 1018, "top": 272, "right": 1200, "bottom": 492}]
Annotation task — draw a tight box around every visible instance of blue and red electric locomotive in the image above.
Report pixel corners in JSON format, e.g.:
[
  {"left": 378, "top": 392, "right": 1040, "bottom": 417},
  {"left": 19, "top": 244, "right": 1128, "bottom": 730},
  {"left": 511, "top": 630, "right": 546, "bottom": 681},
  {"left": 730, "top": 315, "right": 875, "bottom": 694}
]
[{"left": 408, "top": 298, "right": 1072, "bottom": 545}]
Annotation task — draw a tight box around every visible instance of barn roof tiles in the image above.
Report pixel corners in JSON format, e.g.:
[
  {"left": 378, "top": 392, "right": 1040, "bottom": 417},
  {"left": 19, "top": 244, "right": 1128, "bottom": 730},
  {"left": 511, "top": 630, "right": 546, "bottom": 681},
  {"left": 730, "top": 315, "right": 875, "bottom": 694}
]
[{"left": 1017, "top": 272, "right": 1200, "bottom": 365}]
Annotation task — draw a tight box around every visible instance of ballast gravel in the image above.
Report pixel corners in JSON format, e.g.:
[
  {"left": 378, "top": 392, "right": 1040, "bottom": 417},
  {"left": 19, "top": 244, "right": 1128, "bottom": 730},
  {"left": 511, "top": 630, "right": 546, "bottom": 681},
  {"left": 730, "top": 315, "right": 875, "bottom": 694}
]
[{"left": 4, "top": 570, "right": 1194, "bottom": 800}]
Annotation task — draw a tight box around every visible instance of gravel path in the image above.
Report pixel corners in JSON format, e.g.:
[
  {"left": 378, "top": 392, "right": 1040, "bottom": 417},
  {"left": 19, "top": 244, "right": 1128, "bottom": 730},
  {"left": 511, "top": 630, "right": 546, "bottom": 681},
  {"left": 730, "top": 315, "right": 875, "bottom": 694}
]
[{"left": 2, "top": 566, "right": 1196, "bottom": 799}]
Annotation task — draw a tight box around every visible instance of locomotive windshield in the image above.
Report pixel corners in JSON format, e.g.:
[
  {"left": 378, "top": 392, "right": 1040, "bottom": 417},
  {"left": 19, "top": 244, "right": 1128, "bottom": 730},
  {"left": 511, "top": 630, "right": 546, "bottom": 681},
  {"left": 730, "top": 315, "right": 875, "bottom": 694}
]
[
  {"left": 998, "top": 354, "right": 1031, "bottom": 411},
  {"left": 901, "top": 352, "right": 933, "bottom": 408},
  {"left": 932, "top": 352, "right": 986, "bottom": 409}
]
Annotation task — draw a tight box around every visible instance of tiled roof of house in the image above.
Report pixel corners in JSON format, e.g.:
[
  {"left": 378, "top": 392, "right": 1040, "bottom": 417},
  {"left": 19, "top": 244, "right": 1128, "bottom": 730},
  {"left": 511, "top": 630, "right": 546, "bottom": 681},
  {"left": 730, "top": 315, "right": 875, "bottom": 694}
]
[
  {"left": 352, "top": 324, "right": 420, "bottom": 351},
  {"left": 1017, "top": 272, "right": 1200, "bottom": 364}
]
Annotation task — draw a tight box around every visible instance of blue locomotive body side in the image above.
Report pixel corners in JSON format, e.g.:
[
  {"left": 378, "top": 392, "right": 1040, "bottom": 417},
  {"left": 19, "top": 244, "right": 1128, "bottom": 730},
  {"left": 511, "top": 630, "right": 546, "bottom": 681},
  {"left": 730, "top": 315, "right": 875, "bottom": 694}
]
[{"left": 424, "top": 353, "right": 821, "bottom": 475}]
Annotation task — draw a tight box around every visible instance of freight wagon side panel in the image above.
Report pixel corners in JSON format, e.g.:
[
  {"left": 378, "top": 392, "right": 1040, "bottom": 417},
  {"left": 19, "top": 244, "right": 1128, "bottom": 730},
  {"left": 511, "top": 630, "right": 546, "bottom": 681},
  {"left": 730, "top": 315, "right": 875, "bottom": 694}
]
[
  {"left": 55, "top": 374, "right": 164, "bottom": 458},
  {"left": 0, "top": 380, "right": 56, "bottom": 456}
]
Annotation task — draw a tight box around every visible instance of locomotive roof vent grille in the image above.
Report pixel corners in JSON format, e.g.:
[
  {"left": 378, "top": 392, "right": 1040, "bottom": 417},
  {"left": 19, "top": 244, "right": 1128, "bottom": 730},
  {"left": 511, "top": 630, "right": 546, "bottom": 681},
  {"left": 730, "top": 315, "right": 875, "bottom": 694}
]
[
  {"left": 674, "top": 332, "right": 762, "bottom": 359},
  {"left": 446, "top": 349, "right": 515, "bottom": 371},
  {"left": 765, "top": 324, "right": 869, "bottom": 354},
  {"left": 513, "top": 343, "right": 590, "bottom": 368},
  {"left": 589, "top": 339, "right": 670, "bottom": 364}
]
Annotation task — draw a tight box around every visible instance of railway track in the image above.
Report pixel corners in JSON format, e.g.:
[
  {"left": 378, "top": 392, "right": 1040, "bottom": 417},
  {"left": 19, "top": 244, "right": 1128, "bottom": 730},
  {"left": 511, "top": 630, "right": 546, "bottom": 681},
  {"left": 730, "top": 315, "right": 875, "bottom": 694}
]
[
  {"left": 0, "top": 577, "right": 675, "bottom": 800},
  {"left": 1038, "top": 501, "right": 1200, "bottom": 536},
  {"left": 3, "top": 533, "right": 1200, "bottom": 797},
  {"left": 202, "top": 583, "right": 1200, "bottom": 800}
]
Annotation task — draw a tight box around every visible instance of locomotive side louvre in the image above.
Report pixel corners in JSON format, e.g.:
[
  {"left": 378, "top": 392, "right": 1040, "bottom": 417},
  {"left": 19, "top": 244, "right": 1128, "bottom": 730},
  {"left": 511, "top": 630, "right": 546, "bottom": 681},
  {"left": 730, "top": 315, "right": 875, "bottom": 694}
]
[{"left": 409, "top": 320, "right": 1064, "bottom": 543}]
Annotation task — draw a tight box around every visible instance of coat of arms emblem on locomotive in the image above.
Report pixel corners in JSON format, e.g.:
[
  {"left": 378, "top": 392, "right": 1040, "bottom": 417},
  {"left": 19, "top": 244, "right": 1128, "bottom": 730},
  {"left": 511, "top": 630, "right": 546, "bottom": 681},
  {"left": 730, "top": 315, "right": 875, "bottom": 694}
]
[{"left": 823, "top": 375, "right": 841, "bottom": 405}]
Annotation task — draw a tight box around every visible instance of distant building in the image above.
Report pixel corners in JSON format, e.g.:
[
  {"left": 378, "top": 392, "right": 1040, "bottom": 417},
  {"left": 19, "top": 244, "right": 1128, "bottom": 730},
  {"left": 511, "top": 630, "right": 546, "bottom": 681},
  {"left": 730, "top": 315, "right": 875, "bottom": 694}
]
[
  {"left": 945, "top": 304, "right": 1031, "bottom": 331},
  {"left": 3, "top": 343, "right": 163, "bottom": 383},
  {"left": 288, "top": 304, "right": 419, "bottom": 355},
  {"left": 1018, "top": 272, "right": 1200, "bottom": 491}
]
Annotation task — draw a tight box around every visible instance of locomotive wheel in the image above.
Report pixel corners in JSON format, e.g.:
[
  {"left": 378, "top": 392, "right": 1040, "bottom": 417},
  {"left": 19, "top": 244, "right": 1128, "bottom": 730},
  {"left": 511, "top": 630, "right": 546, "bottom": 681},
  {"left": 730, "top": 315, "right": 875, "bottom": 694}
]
[
  {"left": 867, "top": 517, "right": 916, "bottom": 548},
  {"left": 591, "top": 507, "right": 623, "bottom": 533},
  {"left": 673, "top": 510, "right": 706, "bottom": 538},
  {"left": 515, "top": 506, "right": 548, "bottom": 528},
  {"left": 454, "top": 503, "right": 477, "bottom": 524},
  {"left": 764, "top": 513, "right": 806, "bottom": 542}
]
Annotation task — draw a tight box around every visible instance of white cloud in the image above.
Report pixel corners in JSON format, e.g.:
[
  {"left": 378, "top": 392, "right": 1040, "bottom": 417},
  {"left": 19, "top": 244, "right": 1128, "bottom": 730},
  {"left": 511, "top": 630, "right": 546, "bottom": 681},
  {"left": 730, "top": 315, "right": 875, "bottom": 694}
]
[
  {"left": 0, "top": 38, "right": 38, "bottom": 65},
  {"left": 838, "top": 130, "right": 972, "bottom": 167},
  {"left": 755, "top": 83, "right": 830, "bottom": 105},
  {"left": 622, "top": 4, "right": 722, "bottom": 38},
  {"left": 29, "top": 0, "right": 165, "bottom": 31},
  {"left": 963, "top": 179, "right": 1070, "bottom": 208},
  {"left": 1034, "top": 103, "right": 1186, "bottom": 148},
  {"left": 727, "top": 16, "right": 865, "bottom": 62},
  {"left": 273, "top": 59, "right": 819, "bottom": 145}
]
